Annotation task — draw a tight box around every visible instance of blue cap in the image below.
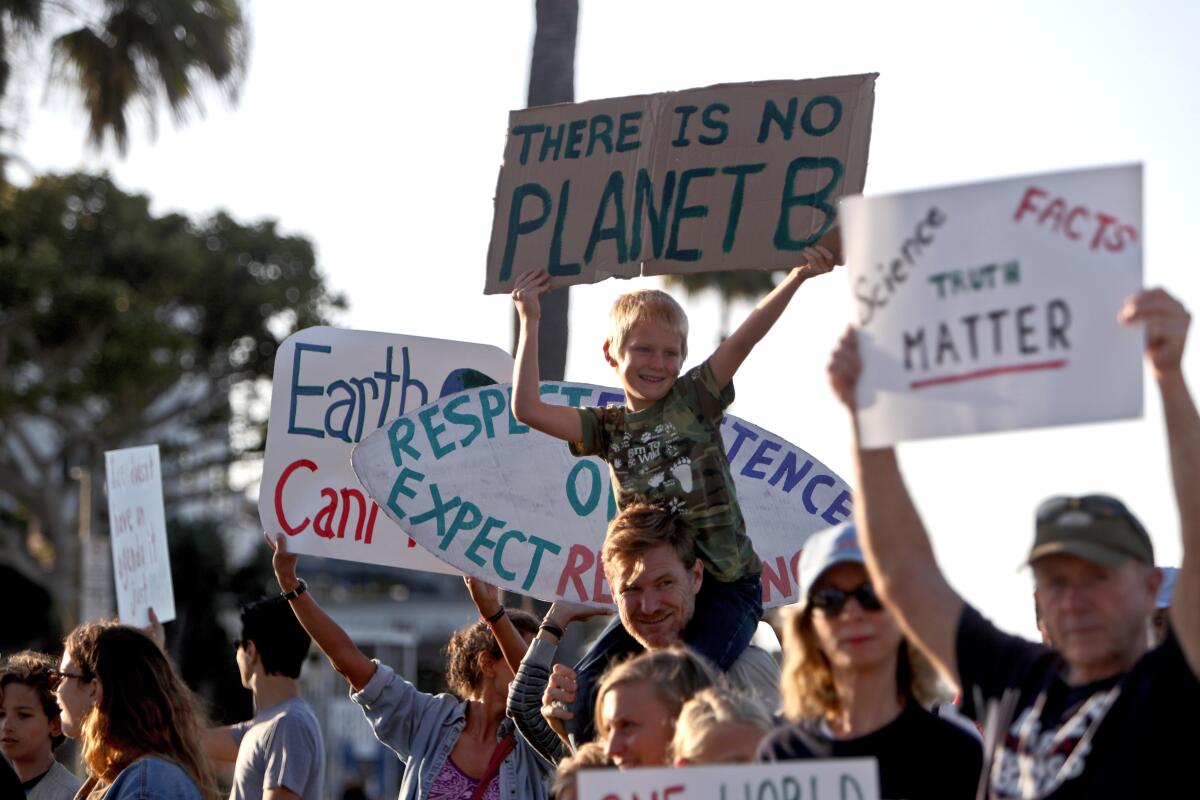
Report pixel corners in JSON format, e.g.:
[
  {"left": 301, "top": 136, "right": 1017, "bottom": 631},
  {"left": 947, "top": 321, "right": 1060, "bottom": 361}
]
[
  {"left": 1157, "top": 566, "right": 1178, "bottom": 610},
  {"left": 796, "top": 522, "right": 865, "bottom": 606}
]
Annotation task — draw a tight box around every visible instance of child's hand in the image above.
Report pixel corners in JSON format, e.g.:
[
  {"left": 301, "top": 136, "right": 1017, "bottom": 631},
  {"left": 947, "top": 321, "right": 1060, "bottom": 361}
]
[
  {"left": 790, "top": 245, "right": 837, "bottom": 282},
  {"left": 512, "top": 269, "right": 552, "bottom": 322}
]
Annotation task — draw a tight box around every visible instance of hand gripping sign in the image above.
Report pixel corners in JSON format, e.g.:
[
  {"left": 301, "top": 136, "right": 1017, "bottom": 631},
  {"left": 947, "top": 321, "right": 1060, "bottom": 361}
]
[
  {"left": 351, "top": 382, "right": 852, "bottom": 608},
  {"left": 840, "top": 164, "right": 1143, "bottom": 448},
  {"left": 258, "top": 327, "right": 514, "bottom": 572}
]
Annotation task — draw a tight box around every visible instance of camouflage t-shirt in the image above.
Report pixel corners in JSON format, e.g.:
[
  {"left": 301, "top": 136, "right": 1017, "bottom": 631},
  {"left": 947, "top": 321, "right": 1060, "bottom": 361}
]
[{"left": 569, "top": 360, "right": 761, "bottom": 582}]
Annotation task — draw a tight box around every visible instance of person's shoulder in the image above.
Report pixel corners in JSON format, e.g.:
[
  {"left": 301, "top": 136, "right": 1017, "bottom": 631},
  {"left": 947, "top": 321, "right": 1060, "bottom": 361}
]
[
  {"left": 732, "top": 644, "right": 779, "bottom": 672},
  {"left": 266, "top": 699, "right": 323, "bottom": 740},
  {"left": 902, "top": 702, "right": 983, "bottom": 756},
  {"left": 107, "top": 758, "right": 200, "bottom": 800},
  {"left": 757, "top": 720, "right": 821, "bottom": 760},
  {"left": 42, "top": 760, "right": 83, "bottom": 792}
]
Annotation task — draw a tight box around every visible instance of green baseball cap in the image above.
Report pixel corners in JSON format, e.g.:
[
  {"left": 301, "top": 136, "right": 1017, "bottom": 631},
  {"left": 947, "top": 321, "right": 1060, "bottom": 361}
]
[{"left": 1028, "top": 494, "right": 1154, "bottom": 567}]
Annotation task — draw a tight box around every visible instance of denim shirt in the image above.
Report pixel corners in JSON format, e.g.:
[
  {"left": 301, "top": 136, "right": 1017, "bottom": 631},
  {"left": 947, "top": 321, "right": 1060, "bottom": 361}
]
[
  {"left": 351, "top": 660, "right": 553, "bottom": 800},
  {"left": 77, "top": 757, "right": 202, "bottom": 800}
]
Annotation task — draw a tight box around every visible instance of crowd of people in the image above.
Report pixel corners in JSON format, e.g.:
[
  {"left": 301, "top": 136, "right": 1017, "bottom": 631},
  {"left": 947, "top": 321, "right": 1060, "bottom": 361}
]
[{"left": 1, "top": 254, "right": 1196, "bottom": 800}]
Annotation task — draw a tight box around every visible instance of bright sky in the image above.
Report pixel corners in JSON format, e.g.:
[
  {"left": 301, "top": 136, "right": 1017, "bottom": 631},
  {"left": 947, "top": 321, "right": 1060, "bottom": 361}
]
[{"left": 16, "top": 0, "right": 1200, "bottom": 638}]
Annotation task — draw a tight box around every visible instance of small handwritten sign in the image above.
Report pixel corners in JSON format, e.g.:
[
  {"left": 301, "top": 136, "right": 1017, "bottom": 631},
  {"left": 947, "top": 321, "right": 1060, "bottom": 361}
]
[{"left": 105, "top": 445, "right": 174, "bottom": 626}]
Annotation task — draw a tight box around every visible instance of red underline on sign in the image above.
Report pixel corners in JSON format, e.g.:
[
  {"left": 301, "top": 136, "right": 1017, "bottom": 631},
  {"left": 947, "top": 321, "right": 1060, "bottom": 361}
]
[{"left": 909, "top": 359, "right": 1069, "bottom": 390}]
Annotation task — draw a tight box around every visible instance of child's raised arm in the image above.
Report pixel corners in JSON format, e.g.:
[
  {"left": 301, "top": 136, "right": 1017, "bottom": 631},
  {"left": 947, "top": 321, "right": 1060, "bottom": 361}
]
[
  {"left": 708, "top": 245, "right": 836, "bottom": 388},
  {"left": 511, "top": 268, "right": 584, "bottom": 442}
]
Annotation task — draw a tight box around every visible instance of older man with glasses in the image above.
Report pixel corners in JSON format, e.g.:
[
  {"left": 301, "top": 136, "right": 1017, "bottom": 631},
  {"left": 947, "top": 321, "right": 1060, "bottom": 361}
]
[{"left": 826, "top": 287, "right": 1200, "bottom": 799}]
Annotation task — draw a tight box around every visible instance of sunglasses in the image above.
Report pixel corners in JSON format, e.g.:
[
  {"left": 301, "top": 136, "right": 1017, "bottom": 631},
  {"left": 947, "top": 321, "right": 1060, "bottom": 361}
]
[
  {"left": 809, "top": 583, "right": 883, "bottom": 616},
  {"left": 47, "top": 668, "right": 89, "bottom": 690},
  {"left": 1036, "top": 494, "right": 1146, "bottom": 534}
]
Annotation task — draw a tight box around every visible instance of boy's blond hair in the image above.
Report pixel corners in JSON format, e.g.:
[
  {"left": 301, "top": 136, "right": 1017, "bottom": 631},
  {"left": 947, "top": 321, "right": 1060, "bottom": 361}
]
[
  {"left": 671, "top": 687, "right": 775, "bottom": 762},
  {"left": 607, "top": 290, "right": 689, "bottom": 360}
]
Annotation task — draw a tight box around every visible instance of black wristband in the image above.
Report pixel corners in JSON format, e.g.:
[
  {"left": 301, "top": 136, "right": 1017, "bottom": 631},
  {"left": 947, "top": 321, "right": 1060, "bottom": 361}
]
[
  {"left": 485, "top": 606, "right": 506, "bottom": 624},
  {"left": 281, "top": 578, "right": 308, "bottom": 602},
  {"left": 539, "top": 621, "right": 565, "bottom": 640}
]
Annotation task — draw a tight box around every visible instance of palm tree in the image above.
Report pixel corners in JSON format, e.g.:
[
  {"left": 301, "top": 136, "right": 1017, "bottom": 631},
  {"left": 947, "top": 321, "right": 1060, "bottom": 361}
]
[
  {"left": 511, "top": 0, "right": 577, "bottom": 381},
  {"left": 663, "top": 269, "right": 780, "bottom": 343},
  {"left": 0, "top": 0, "right": 247, "bottom": 161}
]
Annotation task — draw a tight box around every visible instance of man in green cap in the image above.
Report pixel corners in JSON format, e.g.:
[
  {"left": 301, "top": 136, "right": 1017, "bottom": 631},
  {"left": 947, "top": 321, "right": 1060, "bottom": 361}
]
[{"left": 826, "top": 287, "right": 1198, "bottom": 799}]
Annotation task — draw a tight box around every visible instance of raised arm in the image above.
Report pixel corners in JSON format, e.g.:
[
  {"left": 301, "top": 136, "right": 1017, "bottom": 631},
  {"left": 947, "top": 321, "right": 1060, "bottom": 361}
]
[
  {"left": 464, "top": 576, "right": 528, "bottom": 674},
  {"left": 828, "top": 327, "right": 965, "bottom": 685},
  {"left": 709, "top": 245, "right": 836, "bottom": 388},
  {"left": 1121, "top": 288, "right": 1200, "bottom": 677},
  {"left": 507, "top": 602, "right": 607, "bottom": 764},
  {"left": 511, "top": 268, "right": 584, "bottom": 441},
  {"left": 265, "top": 532, "right": 377, "bottom": 691}
]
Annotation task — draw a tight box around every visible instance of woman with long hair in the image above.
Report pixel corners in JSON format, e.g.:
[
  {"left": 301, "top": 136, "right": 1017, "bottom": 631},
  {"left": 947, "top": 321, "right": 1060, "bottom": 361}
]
[
  {"left": 53, "top": 621, "right": 219, "bottom": 799},
  {"left": 758, "top": 523, "right": 982, "bottom": 798},
  {"left": 264, "top": 532, "right": 553, "bottom": 800}
]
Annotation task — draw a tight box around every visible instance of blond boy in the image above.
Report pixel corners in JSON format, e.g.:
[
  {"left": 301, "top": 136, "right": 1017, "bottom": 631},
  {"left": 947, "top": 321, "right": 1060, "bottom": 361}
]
[{"left": 510, "top": 250, "right": 834, "bottom": 739}]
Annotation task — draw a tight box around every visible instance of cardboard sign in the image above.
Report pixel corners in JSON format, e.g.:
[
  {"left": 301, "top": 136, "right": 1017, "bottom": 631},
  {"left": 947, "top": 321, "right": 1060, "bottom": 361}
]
[
  {"left": 258, "top": 327, "right": 514, "bottom": 571},
  {"left": 105, "top": 445, "right": 175, "bottom": 626},
  {"left": 840, "top": 164, "right": 1144, "bottom": 448},
  {"left": 576, "top": 759, "right": 879, "bottom": 800},
  {"left": 484, "top": 74, "right": 877, "bottom": 293},
  {"left": 351, "top": 382, "right": 852, "bottom": 608}
]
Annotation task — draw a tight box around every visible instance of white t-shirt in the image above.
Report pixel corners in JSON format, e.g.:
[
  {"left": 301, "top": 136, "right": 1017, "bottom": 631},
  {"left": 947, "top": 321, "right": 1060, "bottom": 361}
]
[
  {"left": 727, "top": 644, "right": 782, "bottom": 713},
  {"left": 230, "top": 697, "right": 325, "bottom": 799}
]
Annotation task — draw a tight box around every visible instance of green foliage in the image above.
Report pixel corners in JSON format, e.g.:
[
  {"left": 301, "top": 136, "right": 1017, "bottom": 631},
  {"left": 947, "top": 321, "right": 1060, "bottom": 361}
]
[
  {"left": 0, "top": 172, "right": 344, "bottom": 623},
  {"left": 1, "top": 0, "right": 247, "bottom": 154},
  {"left": 662, "top": 269, "right": 780, "bottom": 303},
  {"left": 662, "top": 269, "right": 782, "bottom": 341},
  {"left": 0, "top": 172, "right": 342, "bottom": 435}
]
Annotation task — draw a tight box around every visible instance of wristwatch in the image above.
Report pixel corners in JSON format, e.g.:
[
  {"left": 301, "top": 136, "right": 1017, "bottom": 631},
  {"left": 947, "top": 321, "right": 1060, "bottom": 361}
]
[{"left": 281, "top": 579, "right": 308, "bottom": 601}]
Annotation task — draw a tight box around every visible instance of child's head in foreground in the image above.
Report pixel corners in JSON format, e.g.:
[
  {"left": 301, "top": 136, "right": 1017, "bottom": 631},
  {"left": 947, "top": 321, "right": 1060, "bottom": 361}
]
[
  {"left": 671, "top": 686, "right": 775, "bottom": 765},
  {"left": 551, "top": 741, "right": 610, "bottom": 800},
  {"left": 603, "top": 290, "right": 690, "bottom": 408},
  {"left": 0, "top": 651, "right": 67, "bottom": 769}
]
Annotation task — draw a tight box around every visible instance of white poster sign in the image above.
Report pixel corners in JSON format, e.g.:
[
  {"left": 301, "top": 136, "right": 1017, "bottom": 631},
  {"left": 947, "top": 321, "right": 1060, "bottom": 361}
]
[
  {"left": 576, "top": 759, "right": 879, "bottom": 800},
  {"left": 352, "top": 382, "right": 852, "bottom": 608},
  {"left": 105, "top": 445, "right": 174, "bottom": 626},
  {"left": 840, "top": 164, "right": 1143, "bottom": 447},
  {"left": 259, "top": 327, "right": 514, "bottom": 571}
]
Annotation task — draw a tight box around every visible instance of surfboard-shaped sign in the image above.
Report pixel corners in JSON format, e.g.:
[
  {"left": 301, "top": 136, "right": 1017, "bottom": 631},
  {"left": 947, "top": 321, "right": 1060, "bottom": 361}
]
[{"left": 352, "top": 381, "right": 852, "bottom": 608}]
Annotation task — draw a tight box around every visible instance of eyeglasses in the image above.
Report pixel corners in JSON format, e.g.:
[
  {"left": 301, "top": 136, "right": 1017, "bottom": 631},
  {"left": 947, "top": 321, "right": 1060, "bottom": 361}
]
[
  {"left": 1036, "top": 494, "right": 1145, "bottom": 534},
  {"left": 809, "top": 583, "right": 883, "bottom": 616},
  {"left": 47, "top": 668, "right": 88, "bottom": 691}
]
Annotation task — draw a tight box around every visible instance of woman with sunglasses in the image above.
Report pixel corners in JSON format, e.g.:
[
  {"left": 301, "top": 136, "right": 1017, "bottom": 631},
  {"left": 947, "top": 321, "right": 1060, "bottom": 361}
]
[
  {"left": 53, "top": 621, "right": 219, "bottom": 799},
  {"left": 758, "top": 522, "right": 982, "bottom": 799}
]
